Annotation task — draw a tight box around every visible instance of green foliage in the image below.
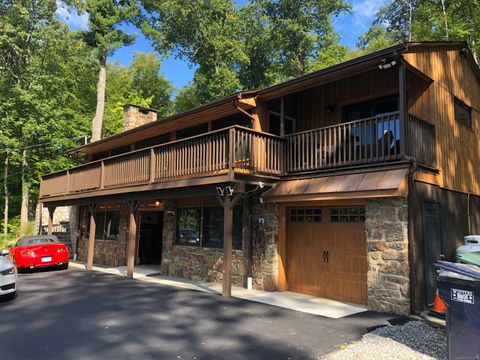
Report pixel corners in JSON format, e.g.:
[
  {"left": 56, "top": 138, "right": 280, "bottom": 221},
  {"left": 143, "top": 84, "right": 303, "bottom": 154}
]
[{"left": 141, "top": 0, "right": 352, "bottom": 110}]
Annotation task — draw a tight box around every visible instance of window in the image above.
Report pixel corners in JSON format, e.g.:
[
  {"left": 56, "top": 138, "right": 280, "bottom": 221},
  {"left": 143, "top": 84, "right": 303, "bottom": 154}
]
[
  {"left": 110, "top": 145, "right": 131, "bottom": 156},
  {"left": 330, "top": 207, "right": 365, "bottom": 223},
  {"left": 176, "top": 123, "right": 209, "bottom": 140},
  {"left": 342, "top": 95, "right": 399, "bottom": 123},
  {"left": 135, "top": 133, "right": 171, "bottom": 150},
  {"left": 176, "top": 206, "right": 243, "bottom": 249},
  {"left": 268, "top": 112, "right": 296, "bottom": 136},
  {"left": 212, "top": 114, "right": 252, "bottom": 130},
  {"left": 290, "top": 208, "right": 322, "bottom": 222},
  {"left": 176, "top": 208, "right": 201, "bottom": 246},
  {"left": 94, "top": 211, "right": 120, "bottom": 240},
  {"left": 454, "top": 98, "right": 472, "bottom": 128}
]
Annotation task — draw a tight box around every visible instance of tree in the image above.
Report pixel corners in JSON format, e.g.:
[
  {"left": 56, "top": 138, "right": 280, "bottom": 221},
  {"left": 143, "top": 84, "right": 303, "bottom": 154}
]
[{"left": 80, "top": 0, "right": 138, "bottom": 142}]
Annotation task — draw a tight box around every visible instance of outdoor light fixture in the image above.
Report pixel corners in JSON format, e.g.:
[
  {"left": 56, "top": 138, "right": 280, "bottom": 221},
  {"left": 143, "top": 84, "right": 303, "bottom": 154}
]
[
  {"left": 258, "top": 182, "right": 264, "bottom": 189},
  {"left": 216, "top": 187, "right": 225, "bottom": 197},
  {"left": 155, "top": 201, "right": 161, "bottom": 206},
  {"left": 225, "top": 186, "right": 234, "bottom": 196},
  {"left": 378, "top": 58, "right": 397, "bottom": 70}
]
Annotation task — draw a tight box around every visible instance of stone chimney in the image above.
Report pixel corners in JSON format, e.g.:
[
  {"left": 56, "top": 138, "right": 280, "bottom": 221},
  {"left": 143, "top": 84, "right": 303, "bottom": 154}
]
[{"left": 123, "top": 104, "right": 157, "bottom": 132}]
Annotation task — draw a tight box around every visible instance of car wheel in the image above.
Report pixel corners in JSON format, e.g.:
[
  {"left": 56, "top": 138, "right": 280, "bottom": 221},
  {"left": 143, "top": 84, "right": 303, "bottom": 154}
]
[
  {"left": 59, "top": 262, "right": 69, "bottom": 270},
  {"left": 1, "top": 291, "right": 17, "bottom": 302}
]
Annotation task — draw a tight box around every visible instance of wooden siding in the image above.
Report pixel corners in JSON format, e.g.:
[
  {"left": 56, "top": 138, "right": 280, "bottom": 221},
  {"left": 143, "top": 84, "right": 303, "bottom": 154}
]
[
  {"left": 265, "top": 67, "right": 399, "bottom": 132},
  {"left": 404, "top": 48, "right": 480, "bottom": 194}
]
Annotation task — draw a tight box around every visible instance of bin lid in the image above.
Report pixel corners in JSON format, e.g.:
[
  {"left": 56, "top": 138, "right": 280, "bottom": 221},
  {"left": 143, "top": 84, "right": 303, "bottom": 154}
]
[
  {"left": 457, "top": 252, "right": 480, "bottom": 266},
  {"left": 434, "top": 260, "right": 480, "bottom": 280}
]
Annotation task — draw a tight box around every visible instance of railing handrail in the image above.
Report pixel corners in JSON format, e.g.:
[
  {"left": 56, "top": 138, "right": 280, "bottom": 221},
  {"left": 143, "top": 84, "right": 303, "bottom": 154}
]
[
  {"left": 42, "top": 125, "right": 282, "bottom": 179},
  {"left": 285, "top": 111, "right": 400, "bottom": 137}
]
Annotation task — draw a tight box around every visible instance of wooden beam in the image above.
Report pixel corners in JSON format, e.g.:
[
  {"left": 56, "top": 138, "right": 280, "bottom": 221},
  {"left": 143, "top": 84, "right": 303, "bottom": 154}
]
[
  {"left": 38, "top": 203, "right": 43, "bottom": 235},
  {"left": 47, "top": 206, "right": 55, "bottom": 235},
  {"left": 126, "top": 200, "right": 139, "bottom": 279},
  {"left": 86, "top": 204, "right": 98, "bottom": 271},
  {"left": 277, "top": 205, "right": 287, "bottom": 291}
]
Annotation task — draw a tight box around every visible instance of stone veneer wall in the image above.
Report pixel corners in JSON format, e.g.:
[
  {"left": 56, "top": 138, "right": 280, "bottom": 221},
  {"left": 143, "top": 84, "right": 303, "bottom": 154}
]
[
  {"left": 365, "top": 198, "right": 410, "bottom": 315},
  {"left": 77, "top": 207, "right": 129, "bottom": 267},
  {"left": 160, "top": 197, "right": 279, "bottom": 291},
  {"left": 35, "top": 205, "right": 79, "bottom": 253}
]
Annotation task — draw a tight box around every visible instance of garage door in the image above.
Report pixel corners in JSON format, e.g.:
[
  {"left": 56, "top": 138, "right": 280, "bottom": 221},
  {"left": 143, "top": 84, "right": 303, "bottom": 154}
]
[{"left": 286, "top": 206, "right": 367, "bottom": 304}]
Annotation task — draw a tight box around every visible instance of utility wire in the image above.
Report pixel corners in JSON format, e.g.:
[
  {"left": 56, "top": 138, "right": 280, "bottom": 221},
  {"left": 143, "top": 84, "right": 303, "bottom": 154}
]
[{"left": 0, "top": 134, "right": 88, "bottom": 155}]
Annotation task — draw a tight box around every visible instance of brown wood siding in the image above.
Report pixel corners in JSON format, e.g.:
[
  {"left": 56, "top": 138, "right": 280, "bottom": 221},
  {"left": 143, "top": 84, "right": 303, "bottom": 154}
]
[
  {"left": 404, "top": 48, "right": 480, "bottom": 194},
  {"left": 265, "top": 67, "right": 399, "bottom": 133}
]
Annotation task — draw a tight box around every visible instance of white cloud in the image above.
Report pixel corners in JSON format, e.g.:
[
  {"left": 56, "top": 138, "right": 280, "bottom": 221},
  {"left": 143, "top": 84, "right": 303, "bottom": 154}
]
[
  {"left": 56, "top": 1, "right": 89, "bottom": 30},
  {"left": 350, "top": 0, "right": 386, "bottom": 29}
]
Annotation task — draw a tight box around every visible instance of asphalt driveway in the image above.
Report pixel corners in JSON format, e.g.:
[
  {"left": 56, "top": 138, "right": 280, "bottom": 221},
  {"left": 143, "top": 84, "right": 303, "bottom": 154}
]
[{"left": 0, "top": 268, "right": 394, "bottom": 360}]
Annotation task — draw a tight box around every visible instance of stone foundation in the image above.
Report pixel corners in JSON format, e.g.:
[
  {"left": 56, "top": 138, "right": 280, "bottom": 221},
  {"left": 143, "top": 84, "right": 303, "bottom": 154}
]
[
  {"left": 160, "top": 197, "right": 279, "bottom": 291},
  {"left": 77, "top": 238, "right": 127, "bottom": 267},
  {"left": 366, "top": 198, "right": 410, "bottom": 315}
]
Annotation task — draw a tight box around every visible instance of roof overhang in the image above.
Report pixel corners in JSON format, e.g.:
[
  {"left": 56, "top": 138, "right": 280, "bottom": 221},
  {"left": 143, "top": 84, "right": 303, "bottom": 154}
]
[
  {"left": 262, "top": 167, "right": 409, "bottom": 203},
  {"left": 68, "top": 91, "right": 258, "bottom": 156}
]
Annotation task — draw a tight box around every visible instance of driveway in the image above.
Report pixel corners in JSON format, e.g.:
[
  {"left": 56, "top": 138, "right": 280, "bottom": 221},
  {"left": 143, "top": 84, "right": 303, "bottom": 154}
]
[{"left": 0, "top": 268, "right": 393, "bottom": 359}]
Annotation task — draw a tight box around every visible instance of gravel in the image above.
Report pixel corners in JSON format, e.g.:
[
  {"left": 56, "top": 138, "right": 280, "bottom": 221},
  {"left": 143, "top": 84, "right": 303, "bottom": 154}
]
[{"left": 321, "top": 321, "right": 447, "bottom": 360}]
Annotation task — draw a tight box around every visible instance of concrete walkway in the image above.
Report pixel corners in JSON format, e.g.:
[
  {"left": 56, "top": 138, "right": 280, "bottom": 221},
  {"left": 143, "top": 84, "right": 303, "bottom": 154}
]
[{"left": 70, "top": 262, "right": 367, "bottom": 319}]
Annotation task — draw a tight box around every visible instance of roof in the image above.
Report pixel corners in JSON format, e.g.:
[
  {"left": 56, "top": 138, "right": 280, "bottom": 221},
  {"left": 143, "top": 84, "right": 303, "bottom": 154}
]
[
  {"left": 70, "top": 41, "right": 479, "bottom": 156},
  {"left": 262, "top": 167, "right": 409, "bottom": 202}
]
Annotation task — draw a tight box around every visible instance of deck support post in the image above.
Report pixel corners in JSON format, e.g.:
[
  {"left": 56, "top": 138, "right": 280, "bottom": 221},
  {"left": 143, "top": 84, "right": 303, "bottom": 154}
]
[
  {"left": 399, "top": 58, "right": 407, "bottom": 156},
  {"left": 86, "top": 204, "right": 98, "bottom": 271},
  {"left": 47, "top": 206, "right": 56, "bottom": 235},
  {"left": 126, "top": 200, "right": 139, "bottom": 279},
  {"left": 217, "top": 192, "right": 241, "bottom": 297},
  {"left": 280, "top": 96, "right": 285, "bottom": 138}
]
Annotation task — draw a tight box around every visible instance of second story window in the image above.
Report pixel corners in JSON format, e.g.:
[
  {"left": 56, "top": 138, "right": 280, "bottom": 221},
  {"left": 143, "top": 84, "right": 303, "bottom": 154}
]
[{"left": 454, "top": 97, "right": 472, "bottom": 129}]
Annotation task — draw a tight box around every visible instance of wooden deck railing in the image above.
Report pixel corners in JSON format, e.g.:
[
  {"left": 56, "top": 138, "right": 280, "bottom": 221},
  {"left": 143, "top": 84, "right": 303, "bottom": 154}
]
[
  {"left": 39, "top": 113, "right": 437, "bottom": 199},
  {"left": 285, "top": 112, "right": 402, "bottom": 173},
  {"left": 39, "top": 126, "right": 284, "bottom": 198}
]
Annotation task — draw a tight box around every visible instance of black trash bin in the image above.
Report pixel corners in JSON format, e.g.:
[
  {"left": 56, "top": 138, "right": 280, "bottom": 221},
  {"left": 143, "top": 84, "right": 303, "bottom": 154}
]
[{"left": 435, "top": 261, "right": 480, "bottom": 360}]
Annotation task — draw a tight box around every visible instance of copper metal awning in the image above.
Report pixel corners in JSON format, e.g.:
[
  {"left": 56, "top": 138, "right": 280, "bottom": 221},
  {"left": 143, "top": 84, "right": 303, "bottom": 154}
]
[{"left": 262, "top": 167, "right": 409, "bottom": 203}]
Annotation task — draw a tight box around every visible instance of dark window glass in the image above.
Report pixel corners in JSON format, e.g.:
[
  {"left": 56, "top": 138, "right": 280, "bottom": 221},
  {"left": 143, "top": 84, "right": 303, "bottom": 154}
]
[
  {"left": 330, "top": 207, "right": 365, "bottom": 223},
  {"left": 342, "top": 95, "right": 399, "bottom": 123},
  {"left": 94, "top": 211, "right": 120, "bottom": 240},
  {"left": 289, "top": 208, "right": 321, "bottom": 222},
  {"left": 110, "top": 145, "right": 131, "bottom": 156},
  {"left": 92, "top": 151, "right": 109, "bottom": 161},
  {"left": 269, "top": 112, "right": 295, "bottom": 136},
  {"left": 202, "top": 207, "right": 243, "bottom": 250},
  {"left": 454, "top": 98, "right": 472, "bottom": 128},
  {"left": 176, "top": 123, "right": 208, "bottom": 140},
  {"left": 212, "top": 114, "right": 252, "bottom": 130},
  {"left": 135, "top": 133, "right": 171, "bottom": 150},
  {"left": 176, "top": 208, "right": 201, "bottom": 246}
]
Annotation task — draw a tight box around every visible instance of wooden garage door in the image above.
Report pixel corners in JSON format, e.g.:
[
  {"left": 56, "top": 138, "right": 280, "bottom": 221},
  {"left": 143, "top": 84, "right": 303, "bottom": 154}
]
[{"left": 286, "top": 206, "right": 367, "bottom": 304}]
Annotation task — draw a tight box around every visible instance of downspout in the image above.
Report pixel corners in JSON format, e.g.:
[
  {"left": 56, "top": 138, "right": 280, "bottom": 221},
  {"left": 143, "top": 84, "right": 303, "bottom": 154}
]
[{"left": 405, "top": 154, "right": 419, "bottom": 314}]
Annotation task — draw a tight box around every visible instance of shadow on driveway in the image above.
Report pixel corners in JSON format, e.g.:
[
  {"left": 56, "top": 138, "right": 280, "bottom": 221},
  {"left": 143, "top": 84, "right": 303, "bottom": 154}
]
[{"left": 0, "top": 268, "right": 394, "bottom": 360}]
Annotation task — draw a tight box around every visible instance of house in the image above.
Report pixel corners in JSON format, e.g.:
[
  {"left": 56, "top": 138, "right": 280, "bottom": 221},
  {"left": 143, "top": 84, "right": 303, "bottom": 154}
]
[{"left": 38, "top": 42, "right": 480, "bottom": 315}]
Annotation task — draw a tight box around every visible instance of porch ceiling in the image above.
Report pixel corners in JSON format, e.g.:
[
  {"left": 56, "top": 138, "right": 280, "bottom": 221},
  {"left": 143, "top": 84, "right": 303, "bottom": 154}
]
[{"left": 262, "top": 167, "right": 409, "bottom": 203}]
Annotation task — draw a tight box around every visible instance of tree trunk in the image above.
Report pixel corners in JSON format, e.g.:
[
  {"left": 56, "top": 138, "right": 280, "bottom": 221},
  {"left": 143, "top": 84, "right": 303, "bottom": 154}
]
[
  {"left": 91, "top": 55, "right": 107, "bottom": 142},
  {"left": 3, "top": 152, "right": 8, "bottom": 237},
  {"left": 20, "top": 147, "right": 29, "bottom": 234},
  {"left": 440, "top": 0, "right": 449, "bottom": 40}
]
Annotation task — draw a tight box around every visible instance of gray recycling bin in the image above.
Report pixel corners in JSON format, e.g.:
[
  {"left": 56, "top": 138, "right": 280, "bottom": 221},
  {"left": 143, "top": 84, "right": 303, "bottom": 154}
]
[{"left": 434, "top": 261, "right": 480, "bottom": 360}]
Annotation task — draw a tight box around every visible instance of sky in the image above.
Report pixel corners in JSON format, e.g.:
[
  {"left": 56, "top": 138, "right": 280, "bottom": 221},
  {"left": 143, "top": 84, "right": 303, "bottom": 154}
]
[{"left": 56, "top": 0, "right": 386, "bottom": 91}]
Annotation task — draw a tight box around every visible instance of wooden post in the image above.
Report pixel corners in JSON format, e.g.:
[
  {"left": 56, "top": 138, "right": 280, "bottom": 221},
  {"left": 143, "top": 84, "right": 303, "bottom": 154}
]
[
  {"left": 86, "top": 204, "right": 97, "bottom": 271},
  {"left": 222, "top": 196, "right": 233, "bottom": 297},
  {"left": 399, "top": 59, "right": 407, "bottom": 156},
  {"left": 126, "top": 200, "right": 139, "bottom": 279},
  {"left": 280, "top": 96, "right": 285, "bottom": 138},
  {"left": 38, "top": 203, "right": 43, "bottom": 235},
  {"left": 47, "top": 207, "right": 56, "bottom": 235}
]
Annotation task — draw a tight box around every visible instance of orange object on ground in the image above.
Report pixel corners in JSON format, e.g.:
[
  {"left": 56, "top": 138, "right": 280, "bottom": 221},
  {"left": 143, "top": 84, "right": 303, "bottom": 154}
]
[{"left": 432, "top": 289, "right": 446, "bottom": 314}]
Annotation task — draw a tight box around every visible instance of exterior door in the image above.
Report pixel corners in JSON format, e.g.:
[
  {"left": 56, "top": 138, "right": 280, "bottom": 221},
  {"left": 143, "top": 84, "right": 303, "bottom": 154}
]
[
  {"left": 423, "top": 202, "right": 442, "bottom": 306},
  {"left": 286, "top": 206, "right": 367, "bottom": 304}
]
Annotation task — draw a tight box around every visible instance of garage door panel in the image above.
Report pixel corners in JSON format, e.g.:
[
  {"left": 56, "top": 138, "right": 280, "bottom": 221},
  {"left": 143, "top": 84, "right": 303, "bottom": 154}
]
[{"left": 286, "top": 206, "right": 367, "bottom": 305}]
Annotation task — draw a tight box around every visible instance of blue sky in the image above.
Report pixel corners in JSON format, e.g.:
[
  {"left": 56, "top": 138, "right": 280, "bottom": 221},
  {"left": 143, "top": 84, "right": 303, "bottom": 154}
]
[{"left": 56, "top": 0, "right": 386, "bottom": 91}]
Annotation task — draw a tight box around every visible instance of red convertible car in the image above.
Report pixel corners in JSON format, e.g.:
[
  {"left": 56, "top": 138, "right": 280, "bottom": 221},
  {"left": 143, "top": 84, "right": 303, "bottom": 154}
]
[{"left": 11, "top": 235, "right": 69, "bottom": 271}]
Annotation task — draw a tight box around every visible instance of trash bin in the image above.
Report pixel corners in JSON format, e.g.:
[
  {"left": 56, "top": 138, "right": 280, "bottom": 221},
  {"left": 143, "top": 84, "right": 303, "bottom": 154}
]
[
  {"left": 457, "top": 235, "right": 480, "bottom": 266},
  {"left": 434, "top": 261, "right": 480, "bottom": 360}
]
